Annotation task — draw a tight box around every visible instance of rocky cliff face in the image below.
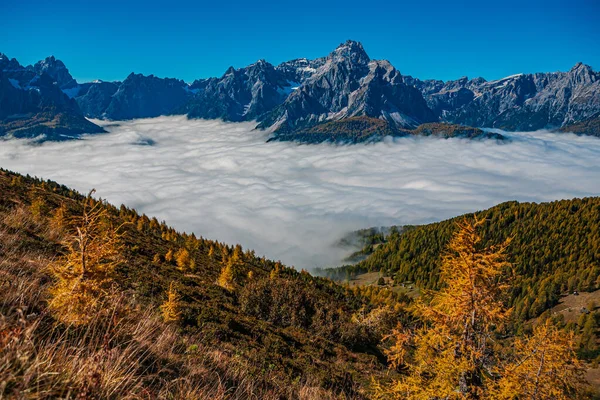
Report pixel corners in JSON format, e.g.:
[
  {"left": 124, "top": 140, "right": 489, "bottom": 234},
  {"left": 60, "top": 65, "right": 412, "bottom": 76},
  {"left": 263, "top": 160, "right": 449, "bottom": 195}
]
[
  {"left": 276, "top": 57, "right": 326, "bottom": 83},
  {"left": 406, "top": 62, "right": 600, "bottom": 131},
  {"left": 258, "top": 40, "right": 436, "bottom": 133},
  {"left": 182, "top": 59, "right": 294, "bottom": 121},
  {"left": 101, "top": 73, "right": 191, "bottom": 120},
  {"left": 27, "top": 56, "right": 78, "bottom": 90},
  {"left": 75, "top": 81, "right": 120, "bottom": 118},
  {"left": 0, "top": 53, "right": 103, "bottom": 140},
  {"left": 2, "top": 43, "right": 599, "bottom": 142}
]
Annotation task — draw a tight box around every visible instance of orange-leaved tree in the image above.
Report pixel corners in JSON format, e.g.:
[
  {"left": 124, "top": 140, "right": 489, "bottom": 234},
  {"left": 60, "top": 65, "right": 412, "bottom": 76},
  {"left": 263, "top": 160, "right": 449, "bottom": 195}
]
[
  {"left": 48, "top": 191, "right": 124, "bottom": 325},
  {"left": 492, "top": 320, "right": 584, "bottom": 400},
  {"left": 374, "top": 217, "right": 586, "bottom": 399},
  {"left": 217, "top": 258, "right": 236, "bottom": 290},
  {"left": 160, "top": 282, "right": 181, "bottom": 323},
  {"left": 374, "top": 217, "right": 511, "bottom": 399}
]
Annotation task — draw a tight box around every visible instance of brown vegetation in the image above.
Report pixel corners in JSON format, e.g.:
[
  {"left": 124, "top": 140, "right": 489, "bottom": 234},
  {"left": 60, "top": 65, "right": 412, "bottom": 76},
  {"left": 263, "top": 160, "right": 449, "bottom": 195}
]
[{"left": 0, "top": 169, "right": 399, "bottom": 399}]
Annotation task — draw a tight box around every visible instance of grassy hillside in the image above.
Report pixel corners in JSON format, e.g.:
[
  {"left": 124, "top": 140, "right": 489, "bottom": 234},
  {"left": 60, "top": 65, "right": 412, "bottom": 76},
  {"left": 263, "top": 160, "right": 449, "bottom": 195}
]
[
  {"left": 0, "top": 169, "right": 407, "bottom": 399},
  {"left": 2, "top": 169, "right": 599, "bottom": 398}
]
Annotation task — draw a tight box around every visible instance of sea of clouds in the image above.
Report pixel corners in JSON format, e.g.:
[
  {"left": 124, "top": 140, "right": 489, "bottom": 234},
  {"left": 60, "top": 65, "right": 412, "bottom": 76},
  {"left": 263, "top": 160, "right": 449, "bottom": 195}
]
[{"left": 1, "top": 116, "right": 600, "bottom": 269}]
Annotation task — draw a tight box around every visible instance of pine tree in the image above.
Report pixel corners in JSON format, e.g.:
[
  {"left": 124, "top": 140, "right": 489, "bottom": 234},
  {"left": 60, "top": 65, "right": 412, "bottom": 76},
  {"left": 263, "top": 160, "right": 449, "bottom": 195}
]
[{"left": 578, "top": 312, "right": 598, "bottom": 357}]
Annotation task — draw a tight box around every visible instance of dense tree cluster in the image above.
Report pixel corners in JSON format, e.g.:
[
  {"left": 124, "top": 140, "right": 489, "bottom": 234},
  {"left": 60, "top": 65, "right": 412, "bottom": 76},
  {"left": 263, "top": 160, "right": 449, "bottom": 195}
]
[
  {"left": 374, "top": 219, "right": 586, "bottom": 399},
  {"left": 350, "top": 199, "right": 600, "bottom": 324}
]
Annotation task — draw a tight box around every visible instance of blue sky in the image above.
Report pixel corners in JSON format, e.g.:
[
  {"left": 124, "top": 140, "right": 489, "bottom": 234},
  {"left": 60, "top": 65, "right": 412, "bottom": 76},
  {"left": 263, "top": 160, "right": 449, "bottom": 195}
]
[{"left": 1, "top": 0, "right": 598, "bottom": 83}]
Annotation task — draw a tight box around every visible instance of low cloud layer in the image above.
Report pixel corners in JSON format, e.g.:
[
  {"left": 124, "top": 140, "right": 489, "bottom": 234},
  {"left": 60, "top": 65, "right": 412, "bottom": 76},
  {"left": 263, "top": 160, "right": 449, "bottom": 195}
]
[{"left": 1, "top": 116, "right": 600, "bottom": 268}]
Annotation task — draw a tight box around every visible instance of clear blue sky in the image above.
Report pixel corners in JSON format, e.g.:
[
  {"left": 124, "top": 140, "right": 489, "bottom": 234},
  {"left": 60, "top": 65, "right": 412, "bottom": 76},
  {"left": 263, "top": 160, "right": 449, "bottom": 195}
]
[{"left": 1, "top": 0, "right": 598, "bottom": 83}]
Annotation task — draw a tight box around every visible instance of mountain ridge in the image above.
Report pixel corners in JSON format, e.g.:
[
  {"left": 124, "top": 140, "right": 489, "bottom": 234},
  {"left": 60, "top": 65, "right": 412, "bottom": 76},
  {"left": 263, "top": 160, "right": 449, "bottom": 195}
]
[{"left": 2, "top": 41, "right": 599, "bottom": 141}]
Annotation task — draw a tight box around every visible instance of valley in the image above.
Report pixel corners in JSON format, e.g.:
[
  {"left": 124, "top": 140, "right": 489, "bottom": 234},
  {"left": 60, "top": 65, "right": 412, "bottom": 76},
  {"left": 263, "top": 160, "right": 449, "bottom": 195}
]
[{"left": 1, "top": 117, "right": 599, "bottom": 269}]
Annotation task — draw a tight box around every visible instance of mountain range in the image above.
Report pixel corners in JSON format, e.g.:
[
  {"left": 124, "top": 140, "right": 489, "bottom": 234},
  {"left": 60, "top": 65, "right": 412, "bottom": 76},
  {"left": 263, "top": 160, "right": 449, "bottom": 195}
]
[{"left": 1, "top": 40, "right": 599, "bottom": 141}]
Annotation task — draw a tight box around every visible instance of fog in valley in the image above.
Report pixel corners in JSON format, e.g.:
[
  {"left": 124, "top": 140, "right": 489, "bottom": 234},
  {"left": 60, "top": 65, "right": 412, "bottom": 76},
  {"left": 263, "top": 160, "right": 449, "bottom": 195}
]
[{"left": 2, "top": 116, "right": 599, "bottom": 268}]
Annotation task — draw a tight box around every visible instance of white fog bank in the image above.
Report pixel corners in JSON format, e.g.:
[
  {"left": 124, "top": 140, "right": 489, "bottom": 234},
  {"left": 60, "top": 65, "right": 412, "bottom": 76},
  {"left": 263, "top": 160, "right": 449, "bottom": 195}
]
[{"left": 1, "top": 116, "right": 599, "bottom": 268}]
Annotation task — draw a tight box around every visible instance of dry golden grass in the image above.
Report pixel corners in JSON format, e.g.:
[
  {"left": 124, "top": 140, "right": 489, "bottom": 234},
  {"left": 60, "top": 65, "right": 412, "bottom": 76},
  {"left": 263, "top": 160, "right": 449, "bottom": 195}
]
[{"left": 0, "top": 202, "right": 359, "bottom": 399}]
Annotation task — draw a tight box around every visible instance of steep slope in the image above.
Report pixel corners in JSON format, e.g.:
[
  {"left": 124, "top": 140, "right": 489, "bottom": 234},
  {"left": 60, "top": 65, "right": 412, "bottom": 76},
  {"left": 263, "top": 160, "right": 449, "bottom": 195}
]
[
  {"left": 27, "top": 55, "right": 78, "bottom": 91},
  {"left": 182, "top": 60, "right": 294, "bottom": 121},
  {"left": 560, "top": 115, "right": 600, "bottom": 137},
  {"left": 22, "top": 56, "right": 188, "bottom": 120},
  {"left": 74, "top": 80, "right": 120, "bottom": 118},
  {"left": 0, "top": 53, "right": 104, "bottom": 140},
  {"left": 101, "top": 73, "right": 191, "bottom": 120},
  {"left": 0, "top": 169, "right": 406, "bottom": 399},
  {"left": 276, "top": 56, "right": 326, "bottom": 83}
]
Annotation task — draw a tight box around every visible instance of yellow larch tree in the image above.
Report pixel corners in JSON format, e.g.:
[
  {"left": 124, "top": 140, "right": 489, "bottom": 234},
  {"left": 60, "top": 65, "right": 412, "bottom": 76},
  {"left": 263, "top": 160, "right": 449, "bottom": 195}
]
[
  {"left": 165, "top": 249, "right": 174, "bottom": 263},
  {"left": 49, "top": 202, "right": 69, "bottom": 239},
  {"left": 270, "top": 261, "right": 283, "bottom": 280},
  {"left": 492, "top": 320, "right": 585, "bottom": 400},
  {"left": 218, "top": 258, "right": 236, "bottom": 290},
  {"left": 374, "top": 217, "right": 512, "bottom": 399},
  {"left": 175, "top": 247, "right": 191, "bottom": 271},
  {"left": 374, "top": 217, "right": 587, "bottom": 400},
  {"left": 48, "top": 191, "right": 124, "bottom": 325},
  {"left": 160, "top": 282, "right": 181, "bottom": 323}
]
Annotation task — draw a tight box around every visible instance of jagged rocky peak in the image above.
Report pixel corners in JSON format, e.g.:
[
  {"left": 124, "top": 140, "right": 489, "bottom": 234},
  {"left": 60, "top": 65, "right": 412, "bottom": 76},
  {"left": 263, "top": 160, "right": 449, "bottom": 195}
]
[
  {"left": 253, "top": 59, "right": 268, "bottom": 66},
  {"left": 568, "top": 62, "right": 597, "bottom": 85},
  {"left": 570, "top": 62, "right": 593, "bottom": 73},
  {"left": 366, "top": 59, "right": 401, "bottom": 82},
  {"left": 224, "top": 66, "right": 236, "bottom": 76},
  {"left": 328, "top": 40, "right": 370, "bottom": 65},
  {"left": 0, "top": 53, "right": 10, "bottom": 69},
  {"left": 0, "top": 53, "right": 24, "bottom": 72},
  {"left": 28, "top": 55, "right": 78, "bottom": 89},
  {"left": 258, "top": 41, "right": 436, "bottom": 135},
  {"left": 276, "top": 57, "right": 325, "bottom": 83},
  {"left": 241, "top": 59, "right": 279, "bottom": 78},
  {"left": 182, "top": 56, "right": 293, "bottom": 122}
]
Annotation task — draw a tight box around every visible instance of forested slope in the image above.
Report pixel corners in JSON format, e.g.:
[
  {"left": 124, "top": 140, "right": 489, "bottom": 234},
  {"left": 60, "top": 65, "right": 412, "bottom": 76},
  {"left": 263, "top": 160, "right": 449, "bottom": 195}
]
[{"left": 356, "top": 198, "right": 600, "bottom": 322}]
